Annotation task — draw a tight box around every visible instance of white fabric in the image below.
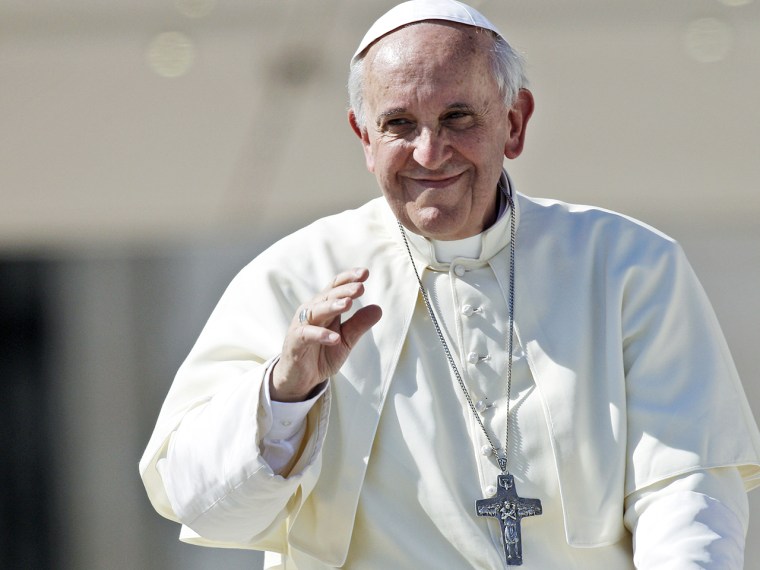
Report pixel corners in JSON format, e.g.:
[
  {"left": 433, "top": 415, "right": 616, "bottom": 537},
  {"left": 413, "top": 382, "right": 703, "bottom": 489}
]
[
  {"left": 342, "top": 238, "right": 634, "bottom": 568},
  {"left": 264, "top": 215, "right": 630, "bottom": 567},
  {"left": 258, "top": 220, "right": 749, "bottom": 568},
  {"left": 140, "top": 185, "right": 760, "bottom": 567},
  {"left": 352, "top": 0, "right": 503, "bottom": 61},
  {"left": 260, "top": 358, "right": 324, "bottom": 475},
  {"left": 261, "top": 411, "right": 748, "bottom": 569},
  {"left": 626, "top": 468, "right": 749, "bottom": 569}
]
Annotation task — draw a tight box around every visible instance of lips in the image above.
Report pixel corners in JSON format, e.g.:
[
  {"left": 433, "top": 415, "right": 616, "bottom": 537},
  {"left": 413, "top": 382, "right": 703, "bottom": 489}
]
[{"left": 407, "top": 171, "right": 463, "bottom": 189}]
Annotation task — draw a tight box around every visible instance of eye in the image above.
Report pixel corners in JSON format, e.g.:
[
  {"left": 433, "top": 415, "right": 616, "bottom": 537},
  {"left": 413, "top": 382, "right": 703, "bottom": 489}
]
[
  {"left": 442, "top": 110, "right": 475, "bottom": 129},
  {"left": 380, "top": 117, "right": 415, "bottom": 135}
]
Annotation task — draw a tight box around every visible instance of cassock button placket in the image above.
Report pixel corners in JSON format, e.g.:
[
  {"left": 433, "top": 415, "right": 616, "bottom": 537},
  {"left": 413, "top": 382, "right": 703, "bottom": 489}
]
[{"left": 399, "top": 205, "right": 543, "bottom": 566}]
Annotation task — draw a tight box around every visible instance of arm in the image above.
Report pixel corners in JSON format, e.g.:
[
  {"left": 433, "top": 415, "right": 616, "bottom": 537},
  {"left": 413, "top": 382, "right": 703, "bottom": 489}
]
[
  {"left": 625, "top": 467, "right": 748, "bottom": 569},
  {"left": 158, "top": 360, "right": 327, "bottom": 543},
  {"left": 155, "top": 268, "right": 381, "bottom": 544},
  {"left": 617, "top": 237, "right": 760, "bottom": 566}
]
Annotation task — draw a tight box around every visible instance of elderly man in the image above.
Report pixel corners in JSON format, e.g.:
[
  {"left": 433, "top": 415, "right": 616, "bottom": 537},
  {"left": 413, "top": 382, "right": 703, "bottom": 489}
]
[{"left": 140, "top": 1, "right": 760, "bottom": 568}]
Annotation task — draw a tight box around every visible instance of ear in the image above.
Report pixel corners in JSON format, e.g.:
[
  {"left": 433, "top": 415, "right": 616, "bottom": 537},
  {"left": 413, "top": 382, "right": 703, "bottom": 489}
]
[
  {"left": 348, "top": 109, "right": 375, "bottom": 173},
  {"left": 503, "top": 89, "right": 535, "bottom": 160}
]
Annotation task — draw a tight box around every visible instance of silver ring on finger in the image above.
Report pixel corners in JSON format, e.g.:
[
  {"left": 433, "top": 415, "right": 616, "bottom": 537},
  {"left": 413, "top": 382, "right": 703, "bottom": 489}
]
[{"left": 298, "top": 307, "right": 311, "bottom": 325}]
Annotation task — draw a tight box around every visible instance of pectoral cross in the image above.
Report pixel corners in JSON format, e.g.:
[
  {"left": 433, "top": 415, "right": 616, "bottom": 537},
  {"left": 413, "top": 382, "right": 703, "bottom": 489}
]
[{"left": 476, "top": 473, "right": 542, "bottom": 566}]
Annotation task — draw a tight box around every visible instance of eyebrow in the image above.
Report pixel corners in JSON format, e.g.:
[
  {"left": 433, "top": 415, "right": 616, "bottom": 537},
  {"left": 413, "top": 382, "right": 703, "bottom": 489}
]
[
  {"left": 375, "top": 108, "right": 407, "bottom": 126},
  {"left": 374, "top": 103, "right": 475, "bottom": 126}
]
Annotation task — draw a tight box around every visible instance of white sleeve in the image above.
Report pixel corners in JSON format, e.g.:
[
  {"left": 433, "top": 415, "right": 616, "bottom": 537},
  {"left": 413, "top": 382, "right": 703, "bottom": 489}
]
[
  {"left": 624, "top": 467, "right": 748, "bottom": 569},
  {"left": 156, "top": 357, "right": 330, "bottom": 543},
  {"left": 260, "top": 359, "right": 325, "bottom": 475}
]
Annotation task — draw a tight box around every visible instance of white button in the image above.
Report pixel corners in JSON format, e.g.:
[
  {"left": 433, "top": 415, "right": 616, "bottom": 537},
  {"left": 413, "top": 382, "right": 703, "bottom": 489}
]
[
  {"left": 280, "top": 419, "right": 292, "bottom": 427},
  {"left": 485, "top": 485, "right": 497, "bottom": 497},
  {"left": 475, "top": 400, "right": 487, "bottom": 412},
  {"left": 453, "top": 265, "right": 466, "bottom": 277},
  {"left": 461, "top": 304, "right": 474, "bottom": 316},
  {"left": 481, "top": 445, "right": 493, "bottom": 456},
  {"left": 467, "top": 352, "right": 479, "bottom": 364}
]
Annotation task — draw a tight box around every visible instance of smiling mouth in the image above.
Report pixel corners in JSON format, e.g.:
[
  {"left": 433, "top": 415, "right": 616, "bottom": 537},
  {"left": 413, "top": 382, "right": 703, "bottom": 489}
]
[{"left": 407, "top": 172, "right": 463, "bottom": 189}]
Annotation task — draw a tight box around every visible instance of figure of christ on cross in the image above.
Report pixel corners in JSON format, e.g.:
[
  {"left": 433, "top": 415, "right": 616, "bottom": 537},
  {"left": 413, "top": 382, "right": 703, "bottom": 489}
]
[{"left": 476, "top": 473, "right": 543, "bottom": 566}]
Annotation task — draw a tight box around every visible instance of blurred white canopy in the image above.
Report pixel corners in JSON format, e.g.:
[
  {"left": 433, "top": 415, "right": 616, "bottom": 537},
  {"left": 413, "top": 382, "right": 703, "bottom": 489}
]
[{"left": 2, "top": 0, "right": 759, "bottom": 250}]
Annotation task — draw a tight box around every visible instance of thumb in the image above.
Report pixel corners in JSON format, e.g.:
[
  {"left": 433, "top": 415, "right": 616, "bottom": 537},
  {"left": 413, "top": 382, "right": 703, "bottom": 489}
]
[{"left": 340, "top": 304, "right": 382, "bottom": 349}]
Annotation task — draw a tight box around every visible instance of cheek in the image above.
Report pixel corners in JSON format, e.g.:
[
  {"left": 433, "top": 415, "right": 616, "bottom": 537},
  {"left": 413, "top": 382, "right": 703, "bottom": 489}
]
[{"left": 372, "top": 146, "right": 405, "bottom": 180}]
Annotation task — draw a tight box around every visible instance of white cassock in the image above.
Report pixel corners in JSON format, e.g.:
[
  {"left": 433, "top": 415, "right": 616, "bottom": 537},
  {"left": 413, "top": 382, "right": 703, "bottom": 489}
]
[{"left": 140, "top": 175, "right": 760, "bottom": 568}]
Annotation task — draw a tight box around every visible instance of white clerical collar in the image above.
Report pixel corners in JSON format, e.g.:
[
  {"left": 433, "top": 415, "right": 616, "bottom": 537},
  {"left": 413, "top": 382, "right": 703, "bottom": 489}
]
[{"left": 432, "top": 233, "right": 482, "bottom": 263}]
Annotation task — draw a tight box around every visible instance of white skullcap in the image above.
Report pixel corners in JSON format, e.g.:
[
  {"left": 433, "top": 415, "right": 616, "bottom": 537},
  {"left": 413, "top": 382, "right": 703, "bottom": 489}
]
[{"left": 352, "top": 0, "right": 504, "bottom": 62}]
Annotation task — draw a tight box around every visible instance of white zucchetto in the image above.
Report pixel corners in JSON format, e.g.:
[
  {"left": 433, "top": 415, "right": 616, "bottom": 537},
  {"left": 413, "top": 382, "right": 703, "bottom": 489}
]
[{"left": 352, "top": 0, "right": 504, "bottom": 62}]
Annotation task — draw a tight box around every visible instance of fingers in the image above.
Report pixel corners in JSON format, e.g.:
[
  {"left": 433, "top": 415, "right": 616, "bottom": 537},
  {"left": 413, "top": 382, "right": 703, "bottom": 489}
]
[
  {"left": 323, "top": 267, "right": 370, "bottom": 294},
  {"left": 298, "top": 301, "right": 382, "bottom": 349},
  {"left": 295, "top": 322, "right": 341, "bottom": 346},
  {"left": 273, "top": 269, "right": 379, "bottom": 402},
  {"left": 304, "top": 294, "right": 355, "bottom": 329},
  {"left": 296, "top": 268, "right": 371, "bottom": 330},
  {"left": 341, "top": 304, "right": 383, "bottom": 349}
]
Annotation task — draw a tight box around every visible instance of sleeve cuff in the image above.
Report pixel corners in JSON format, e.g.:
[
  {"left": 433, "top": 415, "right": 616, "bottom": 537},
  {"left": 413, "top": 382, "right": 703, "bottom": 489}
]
[{"left": 261, "top": 357, "right": 327, "bottom": 441}]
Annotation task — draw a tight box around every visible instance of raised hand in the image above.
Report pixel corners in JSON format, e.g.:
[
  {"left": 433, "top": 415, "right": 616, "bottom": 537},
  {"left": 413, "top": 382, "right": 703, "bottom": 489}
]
[{"left": 270, "top": 267, "right": 382, "bottom": 402}]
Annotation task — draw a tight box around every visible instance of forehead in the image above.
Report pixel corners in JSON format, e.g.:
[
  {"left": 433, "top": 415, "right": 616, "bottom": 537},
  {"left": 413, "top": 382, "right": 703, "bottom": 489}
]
[
  {"left": 363, "top": 22, "right": 496, "bottom": 107},
  {"left": 366, "top": 21, "right": 491, "bottom": 75}
]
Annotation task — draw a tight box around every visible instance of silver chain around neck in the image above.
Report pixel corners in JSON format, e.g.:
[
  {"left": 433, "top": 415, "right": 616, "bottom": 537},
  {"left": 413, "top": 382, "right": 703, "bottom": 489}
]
[{"left": 398, "top": 193, "right": 517, "bottom": 474}]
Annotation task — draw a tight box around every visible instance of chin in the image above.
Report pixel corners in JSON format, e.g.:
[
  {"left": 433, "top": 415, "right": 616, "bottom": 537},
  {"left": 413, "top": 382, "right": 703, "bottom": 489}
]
[{"left": 411, "top": 218, "right": 467, "bottom": 241}]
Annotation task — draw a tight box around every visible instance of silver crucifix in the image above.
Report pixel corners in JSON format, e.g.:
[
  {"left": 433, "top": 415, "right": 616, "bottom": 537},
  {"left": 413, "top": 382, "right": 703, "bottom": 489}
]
[{"left": 476, "top": 473, "right": 542, "bottom": 566}]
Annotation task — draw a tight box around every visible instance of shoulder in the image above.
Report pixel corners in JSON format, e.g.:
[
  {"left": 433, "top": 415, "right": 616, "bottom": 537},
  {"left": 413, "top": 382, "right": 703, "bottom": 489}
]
[
  {"left": 259, "top": 197, "right": 395, "bottom": 264},
  {"left": 284, "top": 197, "right": 391, "bottom": 246},
  {"left": 231, "top": 198, "right": 398, "bottom": 295},
  {"left": 518, "top": 192, "right": 674, "bottom": 241},
  {"left": 516, "top": 192, "right": 683, "bottom": 265}
]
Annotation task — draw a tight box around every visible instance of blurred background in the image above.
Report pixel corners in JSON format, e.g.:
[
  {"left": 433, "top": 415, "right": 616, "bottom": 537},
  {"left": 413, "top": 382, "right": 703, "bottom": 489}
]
[{"left": 1, "top": 0, "right": 758, "bottom": 568}]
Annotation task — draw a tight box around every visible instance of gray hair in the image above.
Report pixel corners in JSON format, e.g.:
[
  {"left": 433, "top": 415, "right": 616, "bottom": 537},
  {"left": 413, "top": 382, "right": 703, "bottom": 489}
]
[{"left": 348, "top": 29, "right": 528, "bottom": 130}]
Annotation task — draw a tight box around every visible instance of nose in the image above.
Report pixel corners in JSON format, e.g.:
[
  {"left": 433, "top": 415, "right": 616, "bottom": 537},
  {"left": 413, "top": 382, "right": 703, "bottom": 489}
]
[{"left": 412, "top": 127, "right": 451, "bottom": 170}]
